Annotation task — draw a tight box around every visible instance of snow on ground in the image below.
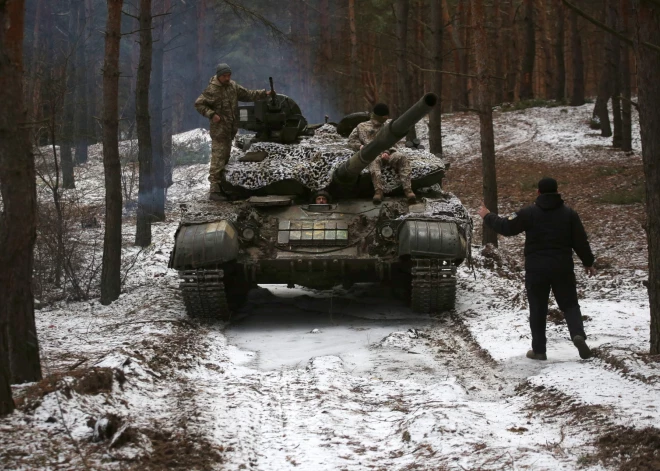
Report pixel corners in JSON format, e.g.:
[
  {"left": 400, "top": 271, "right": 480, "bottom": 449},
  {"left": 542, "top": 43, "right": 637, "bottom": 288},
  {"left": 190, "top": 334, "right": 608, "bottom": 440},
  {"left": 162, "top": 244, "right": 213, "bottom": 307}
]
[
  {"left": 437, "top": 102, "right": 641, "bottom": 166},
  {"left": 2, "top": 104, "right": 658, "bottom": 470}
]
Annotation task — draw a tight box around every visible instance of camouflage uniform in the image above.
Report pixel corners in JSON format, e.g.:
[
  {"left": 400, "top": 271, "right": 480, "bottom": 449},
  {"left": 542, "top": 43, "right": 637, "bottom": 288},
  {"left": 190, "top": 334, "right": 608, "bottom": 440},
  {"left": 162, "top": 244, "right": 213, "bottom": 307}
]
[
  {"left": 347, "top": 118, "right": 412, "bottom": 193},
  {"left": 194, "top": 76, "right": 268, "bottom": 188}
]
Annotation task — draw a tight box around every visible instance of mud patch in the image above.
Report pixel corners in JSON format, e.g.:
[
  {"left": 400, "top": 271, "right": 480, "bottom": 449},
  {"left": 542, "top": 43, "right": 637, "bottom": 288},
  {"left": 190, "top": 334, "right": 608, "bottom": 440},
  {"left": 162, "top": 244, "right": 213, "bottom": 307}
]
[
  {"left": 135, "top": 429, "right": 225, "bottom": 470},
  {"left": 591, "top": 426, "right": 660, "bottom": 471},
  {"left": 15, "top": 367, "right": 117, "bottom": 411},
  {"left": 593, "top": 347, "right": 660, "bottom": 385}
]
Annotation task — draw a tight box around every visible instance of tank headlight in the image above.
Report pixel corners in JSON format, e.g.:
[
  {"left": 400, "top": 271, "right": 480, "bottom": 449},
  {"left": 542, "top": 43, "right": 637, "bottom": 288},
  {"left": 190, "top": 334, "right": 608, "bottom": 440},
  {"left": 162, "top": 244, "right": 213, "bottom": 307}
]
[
  {"left": 242, "top": 228, "right": 255, "bottom": 241},
  {"left": 380, "top": 225, "right": 394, "bottom": 239}
]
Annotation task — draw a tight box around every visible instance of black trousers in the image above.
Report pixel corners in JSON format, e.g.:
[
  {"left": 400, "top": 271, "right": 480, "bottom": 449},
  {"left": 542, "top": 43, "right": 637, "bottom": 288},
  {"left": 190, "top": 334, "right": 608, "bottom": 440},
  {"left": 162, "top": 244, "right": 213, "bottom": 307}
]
[{"left": 525, "top": 270, "right": 587, "bottom": 354}]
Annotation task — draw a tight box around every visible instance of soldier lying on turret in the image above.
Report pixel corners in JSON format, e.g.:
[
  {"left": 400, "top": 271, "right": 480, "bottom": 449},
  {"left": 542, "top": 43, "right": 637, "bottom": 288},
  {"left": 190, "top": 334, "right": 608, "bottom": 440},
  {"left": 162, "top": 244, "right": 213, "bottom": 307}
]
[{"left": 347, "top": 103, "right": 416, "bottom": 204}]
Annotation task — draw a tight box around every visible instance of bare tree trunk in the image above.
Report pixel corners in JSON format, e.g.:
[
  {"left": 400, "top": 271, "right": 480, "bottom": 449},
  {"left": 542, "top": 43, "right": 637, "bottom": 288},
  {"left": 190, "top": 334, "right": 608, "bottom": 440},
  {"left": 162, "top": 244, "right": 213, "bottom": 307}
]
[
  {"left": 162, "top": 0, "right": 173, "bottom": 188},
  {"left": 472, "top": 0, "right": 498, "bottom": 247},
  {"left": 555, "top": 0, "right": 566, "bottom": 100},
  {"left": 569, "top": 8, "right": 585, "bottom": 105},
  {"left": 414, "top": 0, "right": 425, "bottom": 98},
  {"left": 397, "top": 0, "right": 417, "bottom": 140},
  {"left": 538, "top": 0, "right": 554, "bottom": 99},
  {"left": 505, "top": 0, "right": 519, "bottom": 102},
  {"left": 428, "top": 0, "right": 443, "bottom": 155},
  {"left": 619, "top": 0, "right": 632, "bottom": 152},
  {"left": 0, "top": 0, "right": 42, "bottom": 386},
  {"left": 493, "top": 0, "right": 504, "bottom": 104},
  {"left": 61, "top": 3, "right": 77, "bottom": 189},
  {"left": 183, "top": 5, "right": 199, "bottom": 131},
  {"left": 442, "top": 0, "right": 466, "bottom": 110},
  {"left": 594, "top": 1, "right": 614, "bottom": 136},
  {"left": 151, "top": 0, "right": 165, "bottom": 222},
  {"left": 74, "top": 0, "right": 89, "bottom": 164},
  {"left": 463, "top": 2, "right": 472, "bottom": 107},
  {"left": 632, "top": 2, "right": 660, "bottom": 354},
  {"left": 319, "top": 0, "right": 333, "bottom": 118},
  {"left": 348, "top": 0, "right": 358, "bottom": 111},
  {"left": 85, "top": 0, "right": 98, "bottom": 143},
  {"left": 135, "top": 0, "right": 153, "bottom": 247},
  {"left": 100, "top": 0, "right": 124, "bottom": 305},
  {"left": 27, "top": 0, "right": 44, "bottom": 129},
  {"left": 0, "top": 318, "right": 11, "bottom": 414},
  {"left": 520, "top": 0, "right": 536, "bottom": 100},
  {"left": 609, "top": 2, "right": 622, "bottom": 148}
]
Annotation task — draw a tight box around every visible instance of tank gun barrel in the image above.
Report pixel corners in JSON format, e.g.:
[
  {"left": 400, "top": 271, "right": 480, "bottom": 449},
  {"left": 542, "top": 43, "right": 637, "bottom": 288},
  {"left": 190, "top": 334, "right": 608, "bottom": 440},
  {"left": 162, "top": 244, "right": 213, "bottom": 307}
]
[{"left": 333, "top": 93, "right": 438, "bottom": 185}]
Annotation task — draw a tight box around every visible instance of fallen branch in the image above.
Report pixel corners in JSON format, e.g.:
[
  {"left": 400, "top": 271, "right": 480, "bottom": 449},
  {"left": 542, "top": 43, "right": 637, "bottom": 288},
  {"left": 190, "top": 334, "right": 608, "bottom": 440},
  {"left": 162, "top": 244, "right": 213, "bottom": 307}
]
[{"left": 98, "top": 319, "right": 194, "bottom": 331}]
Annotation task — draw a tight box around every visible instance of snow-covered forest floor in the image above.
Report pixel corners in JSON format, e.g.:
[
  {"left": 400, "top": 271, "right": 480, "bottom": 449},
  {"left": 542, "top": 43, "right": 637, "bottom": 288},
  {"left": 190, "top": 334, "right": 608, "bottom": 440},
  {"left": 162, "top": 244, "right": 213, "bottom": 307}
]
[{"left": 2, "top": 103, "right": 659, "bottom": 471}]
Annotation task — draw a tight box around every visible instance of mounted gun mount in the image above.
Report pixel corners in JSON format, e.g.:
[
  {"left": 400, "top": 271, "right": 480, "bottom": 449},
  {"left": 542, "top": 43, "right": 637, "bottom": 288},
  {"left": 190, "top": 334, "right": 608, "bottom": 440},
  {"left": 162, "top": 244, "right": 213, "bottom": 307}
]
[
  {"left": 170, "top": 93, "right": 471, "bottom": 321},
  {"left": 235, "top": 77, "right": 311, "bottom": 150}
]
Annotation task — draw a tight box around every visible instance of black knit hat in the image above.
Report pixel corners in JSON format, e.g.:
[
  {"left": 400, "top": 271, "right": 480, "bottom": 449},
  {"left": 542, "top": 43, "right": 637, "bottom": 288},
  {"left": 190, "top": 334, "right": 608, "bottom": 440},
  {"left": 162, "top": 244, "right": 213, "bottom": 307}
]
[
  {"left": 538, "top": 177, "right": 558, "bottom": 194},
  {"left": 216, "top": 63, "right": 232, "bottom": 76},
  {"left": 373, "top": 103, "right": 389, "bottom": 117}
]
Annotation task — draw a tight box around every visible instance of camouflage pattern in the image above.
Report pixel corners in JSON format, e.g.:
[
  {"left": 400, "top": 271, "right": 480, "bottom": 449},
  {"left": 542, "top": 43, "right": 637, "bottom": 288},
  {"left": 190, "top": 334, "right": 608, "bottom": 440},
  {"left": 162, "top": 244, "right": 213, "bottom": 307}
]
[
  {"left": 347, "top": 118, "right": 412, "bottom": 192},
  {"left": 347, "top": 117, "right": 393, "bottom": 152},
  {"left": 195, "top": 76, "right": 268, "bottom": 183},
  {"left": 369, "top": 152, "right": 412, "bottom": 192}
]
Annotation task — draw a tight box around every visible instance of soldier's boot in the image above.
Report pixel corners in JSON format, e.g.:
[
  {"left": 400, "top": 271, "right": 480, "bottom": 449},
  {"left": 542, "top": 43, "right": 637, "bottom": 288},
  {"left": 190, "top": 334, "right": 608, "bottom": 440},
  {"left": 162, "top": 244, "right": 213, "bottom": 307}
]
[
  {"left": 526, "top": 350, "right": 547, "bottom": 361},
  {"left": 572, "top": 335, "right": 592, "bottom": 359},
  {"left": 404, "top": 189, "right": 416, "bottom": 204},
  {"left": 209, "top": 182, "right": 227, "bottom": 202},
  {"left": 372, "top": 189, "right": 384, "bottom": 204}
]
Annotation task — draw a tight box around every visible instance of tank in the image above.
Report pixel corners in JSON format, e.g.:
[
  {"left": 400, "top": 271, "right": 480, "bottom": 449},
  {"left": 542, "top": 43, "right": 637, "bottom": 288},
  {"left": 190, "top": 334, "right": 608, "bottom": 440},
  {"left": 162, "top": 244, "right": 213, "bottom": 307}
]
[{"left": 169, "top": 93, "right": 472, "bottom": 319}]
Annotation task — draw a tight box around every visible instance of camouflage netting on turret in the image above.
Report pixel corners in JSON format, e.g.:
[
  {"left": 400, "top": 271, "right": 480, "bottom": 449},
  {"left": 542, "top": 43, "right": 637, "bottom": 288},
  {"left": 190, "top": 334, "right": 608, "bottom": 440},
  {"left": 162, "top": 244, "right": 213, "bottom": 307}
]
[{"left": 225, "top": 126, "right": 446, "bottom": 193}]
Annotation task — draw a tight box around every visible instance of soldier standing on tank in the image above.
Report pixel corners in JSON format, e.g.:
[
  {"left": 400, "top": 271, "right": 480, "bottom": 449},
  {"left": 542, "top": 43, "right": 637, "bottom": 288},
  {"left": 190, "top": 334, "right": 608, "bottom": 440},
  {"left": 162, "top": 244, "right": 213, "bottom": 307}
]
[
  {"left": 194, "top": 63, "right": 272, "bottom": 200},
  {"left": 477, "top": 177, "right": 596, "bottom": 361},
  {"left": 347, "top": 103, "right": 416, "bottom": 205}
]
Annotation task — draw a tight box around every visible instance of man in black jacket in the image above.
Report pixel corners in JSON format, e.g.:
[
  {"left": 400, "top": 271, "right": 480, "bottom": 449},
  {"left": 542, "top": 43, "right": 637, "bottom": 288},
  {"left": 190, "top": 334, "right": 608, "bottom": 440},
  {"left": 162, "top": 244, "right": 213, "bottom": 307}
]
[{"left": 477, "top": 177, "right": 596, "bottom": 360}]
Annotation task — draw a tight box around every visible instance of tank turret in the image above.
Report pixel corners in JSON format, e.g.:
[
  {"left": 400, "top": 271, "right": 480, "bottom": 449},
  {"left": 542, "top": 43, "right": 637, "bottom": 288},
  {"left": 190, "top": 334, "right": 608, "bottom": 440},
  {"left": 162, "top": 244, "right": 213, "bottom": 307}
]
[{"left": 332, "top": 93, "right": 438, "bottom": 186}]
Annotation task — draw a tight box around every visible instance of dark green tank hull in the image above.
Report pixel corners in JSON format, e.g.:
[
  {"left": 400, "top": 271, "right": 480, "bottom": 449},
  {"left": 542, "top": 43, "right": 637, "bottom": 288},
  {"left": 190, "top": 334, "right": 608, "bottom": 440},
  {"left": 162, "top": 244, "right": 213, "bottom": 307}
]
[{"left": 169, "top": 194, "right": 470, "bottom": 320}]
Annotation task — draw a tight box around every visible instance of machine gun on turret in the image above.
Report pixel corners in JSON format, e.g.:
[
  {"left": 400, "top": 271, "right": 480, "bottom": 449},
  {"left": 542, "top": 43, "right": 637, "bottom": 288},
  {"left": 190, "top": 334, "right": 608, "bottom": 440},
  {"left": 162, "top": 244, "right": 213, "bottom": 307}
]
[
  {"left": 268, "top": 76, "right": 278, "bottom": 109},
  {"left": 235, "top": 77, "right": 310, "bottom": 150}
]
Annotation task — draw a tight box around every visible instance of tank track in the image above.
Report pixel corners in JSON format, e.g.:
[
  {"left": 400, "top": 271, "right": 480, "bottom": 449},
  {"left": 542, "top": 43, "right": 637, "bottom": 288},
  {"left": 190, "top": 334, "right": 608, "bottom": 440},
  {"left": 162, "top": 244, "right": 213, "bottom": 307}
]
[
  {"left": 179, "top": 269, "right": 231, "bottom": 320},
  {"left": 410, "top": 259, "right": 457, "bottom": 313}
]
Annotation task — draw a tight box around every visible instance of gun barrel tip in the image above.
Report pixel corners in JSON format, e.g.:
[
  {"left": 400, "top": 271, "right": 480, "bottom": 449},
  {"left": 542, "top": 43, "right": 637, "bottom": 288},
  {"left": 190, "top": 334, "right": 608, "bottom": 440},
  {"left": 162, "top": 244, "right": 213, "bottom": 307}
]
[{"left": 423, "top": 93, "right": 438, "bottom": 107}]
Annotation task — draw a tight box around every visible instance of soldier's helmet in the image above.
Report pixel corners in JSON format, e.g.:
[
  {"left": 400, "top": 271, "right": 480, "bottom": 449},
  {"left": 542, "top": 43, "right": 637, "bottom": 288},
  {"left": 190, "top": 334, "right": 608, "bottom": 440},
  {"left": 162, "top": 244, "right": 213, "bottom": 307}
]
[{"left": 312, "top": 190, "right": 332, "bottom": 204}]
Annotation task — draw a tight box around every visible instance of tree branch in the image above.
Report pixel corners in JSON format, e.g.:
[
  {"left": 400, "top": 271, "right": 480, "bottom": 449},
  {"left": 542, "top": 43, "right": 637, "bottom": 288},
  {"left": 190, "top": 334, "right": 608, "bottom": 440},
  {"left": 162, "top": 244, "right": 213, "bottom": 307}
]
[
  {"left": 121, "top": 10, "right": 139, "bottom": 20},
  {"left": 619, "top": 95, "right": 639, "bottom": 110},
  {"left": 562, "top": 0, "right": 660, "bottom": 53}
]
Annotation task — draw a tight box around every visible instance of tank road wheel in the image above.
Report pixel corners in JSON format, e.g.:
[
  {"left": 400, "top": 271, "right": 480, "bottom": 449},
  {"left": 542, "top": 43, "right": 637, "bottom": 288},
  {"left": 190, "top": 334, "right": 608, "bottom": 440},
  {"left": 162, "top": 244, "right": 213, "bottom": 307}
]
[
  {"left": 179, "top": 269, "right": 231, "bottom": 320},
  {"left": 410, "top": 259, "right": 457, "bottom": 314}
]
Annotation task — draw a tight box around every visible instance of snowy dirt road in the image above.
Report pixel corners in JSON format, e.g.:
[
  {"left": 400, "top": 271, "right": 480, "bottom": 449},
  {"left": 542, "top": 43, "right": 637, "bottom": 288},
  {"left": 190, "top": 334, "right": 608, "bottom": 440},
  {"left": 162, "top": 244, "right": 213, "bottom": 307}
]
[{"left": 2, "top": 103, "right": 659, "bottom": 470}]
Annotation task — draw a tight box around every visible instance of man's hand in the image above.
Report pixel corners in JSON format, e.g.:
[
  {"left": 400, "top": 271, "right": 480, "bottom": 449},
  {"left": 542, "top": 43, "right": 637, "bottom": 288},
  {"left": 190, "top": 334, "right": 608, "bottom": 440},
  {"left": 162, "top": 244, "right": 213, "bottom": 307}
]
[
  {"left": 381, "top": 152, "right": 390, "bottom": 161},
  {"left": 360, "top": 145, "right": 364, "bottom": 150},
  {"left": 478, "top": 202, "right": 490, "bottom": 219},
  {"left": 266, "top": 90, "right": 273, "bottom": 96},
  {"left": 584, "top": 266, "right": 596, "bottom": 277},
  {"left": 212, "top": 114, "right": 222, "bottom": 123}
]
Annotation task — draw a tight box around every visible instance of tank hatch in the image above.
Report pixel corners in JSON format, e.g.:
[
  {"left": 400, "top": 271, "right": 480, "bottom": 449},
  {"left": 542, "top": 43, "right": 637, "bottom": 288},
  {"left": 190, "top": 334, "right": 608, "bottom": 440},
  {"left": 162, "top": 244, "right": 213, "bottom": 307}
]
[{"left": 277, "top": 220, "right": 349, "bottom": 246}]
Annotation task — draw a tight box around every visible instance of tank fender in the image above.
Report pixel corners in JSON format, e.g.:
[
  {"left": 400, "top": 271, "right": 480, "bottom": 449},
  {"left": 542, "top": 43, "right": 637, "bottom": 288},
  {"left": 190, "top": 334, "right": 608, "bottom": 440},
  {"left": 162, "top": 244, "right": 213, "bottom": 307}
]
[
  {"left": 398, "top": 220, "right": 466, "bottom": 259},
  {"left": 169, "top": 220, "right": 239, "bottom": 270}
]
